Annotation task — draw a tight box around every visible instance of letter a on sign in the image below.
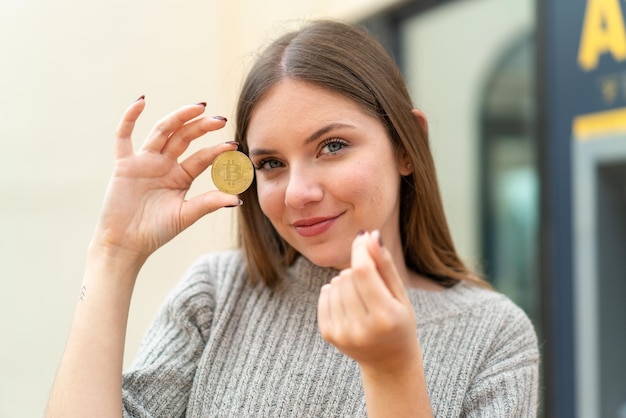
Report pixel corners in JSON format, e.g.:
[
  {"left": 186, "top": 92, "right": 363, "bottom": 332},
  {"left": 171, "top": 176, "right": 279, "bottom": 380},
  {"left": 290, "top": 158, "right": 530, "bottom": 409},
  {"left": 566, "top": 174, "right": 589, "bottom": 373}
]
[{"left": 578, "top": 0, "right": 626, "bottom": 71}]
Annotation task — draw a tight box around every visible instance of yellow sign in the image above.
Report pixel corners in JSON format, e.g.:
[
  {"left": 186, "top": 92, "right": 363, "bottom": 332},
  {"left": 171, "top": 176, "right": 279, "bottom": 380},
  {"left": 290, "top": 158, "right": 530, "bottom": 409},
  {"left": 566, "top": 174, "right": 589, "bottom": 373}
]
[
  {"left": 572, "top": 107, "right": 626, "bottom": 140},
  {"left": 578, "top": 0, "right": 626, "bottom": 71}
]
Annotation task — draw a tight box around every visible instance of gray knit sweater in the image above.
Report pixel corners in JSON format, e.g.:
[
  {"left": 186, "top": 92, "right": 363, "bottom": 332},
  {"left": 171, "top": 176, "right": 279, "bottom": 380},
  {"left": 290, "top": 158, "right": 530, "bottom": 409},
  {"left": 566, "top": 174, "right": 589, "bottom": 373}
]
[{"left": 122, "top": 250, "right": 539, "bottom": 417}]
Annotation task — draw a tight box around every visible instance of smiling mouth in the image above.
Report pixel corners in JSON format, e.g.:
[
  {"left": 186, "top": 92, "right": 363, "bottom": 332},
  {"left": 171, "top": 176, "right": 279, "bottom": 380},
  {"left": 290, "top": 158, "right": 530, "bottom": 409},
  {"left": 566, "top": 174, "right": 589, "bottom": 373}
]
[{"left": 292, "top": 213, "right": 344, "bottom": 237}]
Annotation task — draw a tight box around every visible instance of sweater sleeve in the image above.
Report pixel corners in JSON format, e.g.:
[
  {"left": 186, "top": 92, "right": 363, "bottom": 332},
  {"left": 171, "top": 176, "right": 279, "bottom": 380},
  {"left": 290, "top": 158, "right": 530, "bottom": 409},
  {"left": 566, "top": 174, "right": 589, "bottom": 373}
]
[
  {"left": 462, "top": 301, "right": 540, "bottom": 418},
  {"left": 121, "top": 259, "right": 216, "bottom": 418}
]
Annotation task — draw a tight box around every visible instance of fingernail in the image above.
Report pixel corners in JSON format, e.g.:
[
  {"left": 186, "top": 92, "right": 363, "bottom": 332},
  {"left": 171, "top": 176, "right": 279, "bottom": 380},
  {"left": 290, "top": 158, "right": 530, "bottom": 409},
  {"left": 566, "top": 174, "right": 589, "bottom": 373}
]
[
  {"left": 213, "top": 115, "right": 227, "bottom": 122},
  {"left": 356, "top": 230, "right": 366, "bottom": 237},
  {"left": 135, "top": 95, "right": 145, "bottom": 102},
  {"left": 196, "top": 102, "right": 207, "bottom": 107},
  {"left": 225, "top": 199, "right": 243, "bottom": 208},
  {"left": 225, "top": 141, "right": 239, "bottom": 146},
  {"left": 375, "top": 230, "right": 384, "bottom": 247}
]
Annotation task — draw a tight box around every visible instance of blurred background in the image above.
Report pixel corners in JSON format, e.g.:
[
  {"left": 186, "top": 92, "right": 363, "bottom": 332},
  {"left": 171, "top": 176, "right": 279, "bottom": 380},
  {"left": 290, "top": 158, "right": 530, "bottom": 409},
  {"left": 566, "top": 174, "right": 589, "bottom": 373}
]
[{"left": 1, "top": 0, "right": 624, "bottom": 417}]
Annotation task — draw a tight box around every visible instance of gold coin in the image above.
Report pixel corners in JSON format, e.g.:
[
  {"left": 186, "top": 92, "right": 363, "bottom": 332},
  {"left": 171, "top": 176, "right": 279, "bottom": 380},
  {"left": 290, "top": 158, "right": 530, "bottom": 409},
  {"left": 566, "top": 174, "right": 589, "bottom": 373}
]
[{"left": 211, "top": 150, "right": 254, "bottom": 195}]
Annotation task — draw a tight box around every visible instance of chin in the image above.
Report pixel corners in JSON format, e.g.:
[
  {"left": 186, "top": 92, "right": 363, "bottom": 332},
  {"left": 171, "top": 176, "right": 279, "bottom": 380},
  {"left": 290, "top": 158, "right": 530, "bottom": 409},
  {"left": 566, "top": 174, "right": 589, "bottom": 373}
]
[{"left": 299, "top": 250, "right": 349, "bottom": 271}]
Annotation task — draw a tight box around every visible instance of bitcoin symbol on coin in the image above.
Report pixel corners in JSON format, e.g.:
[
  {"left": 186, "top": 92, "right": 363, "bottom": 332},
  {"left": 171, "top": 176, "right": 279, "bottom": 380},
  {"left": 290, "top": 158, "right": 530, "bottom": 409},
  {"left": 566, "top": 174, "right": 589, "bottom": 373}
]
[
  {"left": 211, "top": 150, "right": 254, "bottom": 195},
  {"left": 220, "top": 159, "right": 242, "bottom": 186}
]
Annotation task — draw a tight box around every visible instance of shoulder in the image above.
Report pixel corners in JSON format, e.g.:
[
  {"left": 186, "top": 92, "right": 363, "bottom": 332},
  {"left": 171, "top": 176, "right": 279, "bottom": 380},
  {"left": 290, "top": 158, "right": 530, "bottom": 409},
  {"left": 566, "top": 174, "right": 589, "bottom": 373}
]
[
  {"left": 176, "top": 249, "right": 247, "bottom": 292},
  {"left": 164, "top": 249, "right": 247, "bottom": 320},
  {"left": 460, "top": 283, "right": 536, "bottom": 343},
  {"left": 184, "top": 249, "right": 247, "bottom": 281},
  {"left": 413, "top": 282, "right": 530, "bottom": 323},
  {"left": 412, "top": 282, "right": 538, "bottom": 355},
  {"left": 412, "top": 284, "right": 539, "bottom": 415}
]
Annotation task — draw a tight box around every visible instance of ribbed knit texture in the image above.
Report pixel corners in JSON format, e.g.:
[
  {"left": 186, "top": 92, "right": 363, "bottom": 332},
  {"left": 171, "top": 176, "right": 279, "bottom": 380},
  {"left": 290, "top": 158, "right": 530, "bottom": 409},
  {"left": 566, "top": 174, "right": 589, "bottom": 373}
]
[{"left": 122, "top": 250, "right": 539, "bottom": 417}]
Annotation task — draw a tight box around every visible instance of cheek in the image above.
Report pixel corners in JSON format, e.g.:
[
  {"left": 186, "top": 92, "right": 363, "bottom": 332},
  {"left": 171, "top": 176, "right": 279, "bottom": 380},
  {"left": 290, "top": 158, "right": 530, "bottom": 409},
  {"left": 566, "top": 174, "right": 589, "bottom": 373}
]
[
  {"left": 340, "top": 171, "right": 370, "bottom": 199},
  {"left": 340, "top": 160, "right": 399, "bottom": 204},
  {"left": 256, "top": 180, "right": 284, "bottom": 220}
]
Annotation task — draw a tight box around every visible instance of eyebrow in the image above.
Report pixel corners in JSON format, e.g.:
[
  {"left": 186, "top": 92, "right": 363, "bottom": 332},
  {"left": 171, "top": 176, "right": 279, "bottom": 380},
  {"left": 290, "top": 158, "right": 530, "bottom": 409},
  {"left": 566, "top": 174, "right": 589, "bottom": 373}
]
[{"left": 248, "top": 122, "right": 356, "bottom": 157}]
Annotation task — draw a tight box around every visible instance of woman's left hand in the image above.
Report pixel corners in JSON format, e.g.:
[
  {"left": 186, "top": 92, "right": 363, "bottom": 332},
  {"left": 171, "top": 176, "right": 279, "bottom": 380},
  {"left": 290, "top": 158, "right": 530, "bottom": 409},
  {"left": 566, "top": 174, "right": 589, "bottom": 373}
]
[{"left": 317, "top": 230, "right": 419, "bottom": 374}]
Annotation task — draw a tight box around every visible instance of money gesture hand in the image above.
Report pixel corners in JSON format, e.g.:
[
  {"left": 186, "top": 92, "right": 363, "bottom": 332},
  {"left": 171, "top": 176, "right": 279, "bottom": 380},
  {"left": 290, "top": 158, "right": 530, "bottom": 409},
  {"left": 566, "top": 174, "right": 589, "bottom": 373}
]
[
  {"left": 317, "top": 231, "right": 431, "bottom": 416},
  {"left": 317, "top": 230, "right": 418, "bottom": 372}
]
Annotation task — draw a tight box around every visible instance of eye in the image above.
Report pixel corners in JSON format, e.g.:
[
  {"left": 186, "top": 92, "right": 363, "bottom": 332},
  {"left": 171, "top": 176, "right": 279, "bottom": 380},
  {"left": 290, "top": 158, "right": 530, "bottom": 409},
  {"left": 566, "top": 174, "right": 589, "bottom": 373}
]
[
  {"left": 254, "top": 158, "right": 284, "bottom": 171},
  {"left": 320, "top": 138, "right": 349, "bottom": 156}
]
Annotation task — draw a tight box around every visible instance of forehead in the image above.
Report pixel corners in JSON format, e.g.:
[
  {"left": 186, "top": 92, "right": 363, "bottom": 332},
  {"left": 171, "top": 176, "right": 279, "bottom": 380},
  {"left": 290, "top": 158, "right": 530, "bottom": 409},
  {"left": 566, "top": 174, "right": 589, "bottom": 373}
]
[{"left": 247, "top": 79, "right": 378, "bottom": 144}]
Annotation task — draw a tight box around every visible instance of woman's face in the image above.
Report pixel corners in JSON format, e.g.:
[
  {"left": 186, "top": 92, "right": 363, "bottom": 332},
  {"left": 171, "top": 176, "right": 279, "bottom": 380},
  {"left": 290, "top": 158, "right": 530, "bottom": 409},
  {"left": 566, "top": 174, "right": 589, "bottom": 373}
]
[{"left": 247, "top": 79, "right": 411, "bottom": 270}]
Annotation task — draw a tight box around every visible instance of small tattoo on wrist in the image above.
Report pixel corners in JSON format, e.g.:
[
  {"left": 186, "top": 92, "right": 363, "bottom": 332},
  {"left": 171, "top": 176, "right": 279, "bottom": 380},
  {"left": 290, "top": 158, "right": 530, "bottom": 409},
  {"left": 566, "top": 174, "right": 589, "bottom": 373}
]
[{"left": 79, "top": 285, "right": 86, "bottom": 301}]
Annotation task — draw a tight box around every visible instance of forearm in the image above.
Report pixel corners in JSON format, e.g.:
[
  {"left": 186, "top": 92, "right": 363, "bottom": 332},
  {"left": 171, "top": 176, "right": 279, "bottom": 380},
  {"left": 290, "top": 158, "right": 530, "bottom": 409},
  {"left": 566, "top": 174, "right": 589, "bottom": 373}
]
[
  {"left": 46, "top": 245, "right": 143, "bottom": 417},
  {"left": 360, "top": 351, "right": 433, "bottom": 418}
]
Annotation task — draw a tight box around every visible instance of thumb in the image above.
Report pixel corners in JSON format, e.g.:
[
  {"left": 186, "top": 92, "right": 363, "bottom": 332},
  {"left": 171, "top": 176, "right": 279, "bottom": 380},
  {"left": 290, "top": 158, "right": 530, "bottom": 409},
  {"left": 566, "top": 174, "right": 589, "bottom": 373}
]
[
  {"left": 180, "top": 191, "right": 242, "bottom": 228},
  {"left": 366, "top": 230, "right": 410, "bottom": 303}
]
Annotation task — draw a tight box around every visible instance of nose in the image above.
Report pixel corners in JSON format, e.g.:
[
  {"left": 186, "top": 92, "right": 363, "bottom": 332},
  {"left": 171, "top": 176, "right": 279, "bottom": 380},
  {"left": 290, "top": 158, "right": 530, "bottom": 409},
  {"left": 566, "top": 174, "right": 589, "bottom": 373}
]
[{"left": 284, "top": 163, "right": 324, "bottom": 208}]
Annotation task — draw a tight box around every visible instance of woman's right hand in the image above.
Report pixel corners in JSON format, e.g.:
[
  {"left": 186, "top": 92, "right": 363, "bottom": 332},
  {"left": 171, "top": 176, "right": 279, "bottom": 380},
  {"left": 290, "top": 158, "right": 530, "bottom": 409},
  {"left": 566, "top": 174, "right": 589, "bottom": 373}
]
[{"left": 90, "top": 97, "right": 241, "bottom": 267}]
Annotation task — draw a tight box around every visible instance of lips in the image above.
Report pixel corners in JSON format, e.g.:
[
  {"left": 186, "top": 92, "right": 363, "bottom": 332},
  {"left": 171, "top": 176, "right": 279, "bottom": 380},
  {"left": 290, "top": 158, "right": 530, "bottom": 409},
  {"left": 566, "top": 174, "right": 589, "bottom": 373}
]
[{"left": 292, "top": 213, "right": 343, "bottom": 237}]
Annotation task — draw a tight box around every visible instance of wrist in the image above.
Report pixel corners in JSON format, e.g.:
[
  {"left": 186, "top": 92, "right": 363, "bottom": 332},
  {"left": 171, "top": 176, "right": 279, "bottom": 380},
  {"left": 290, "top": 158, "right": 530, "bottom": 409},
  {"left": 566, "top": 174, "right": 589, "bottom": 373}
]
[
  {"left": 359, "top": 336, "right": 423, "bottom": 376},
  {"left": 360, "top": 350, "right": 422, "bottom": 382},
  {"left": 359, "top": 349, "right": 432, "bottom": 418},
  {"left": 85, "top": 241, "right": 146, "bottom": 286},
  {"left": 88, "top": 234, "right": 147, "bottom": 264}
]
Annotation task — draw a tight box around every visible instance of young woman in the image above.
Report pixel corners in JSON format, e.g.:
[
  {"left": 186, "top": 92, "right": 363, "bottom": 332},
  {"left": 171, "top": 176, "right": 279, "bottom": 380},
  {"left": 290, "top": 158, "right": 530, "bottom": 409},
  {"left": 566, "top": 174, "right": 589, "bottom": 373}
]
[{"left": 47, "top": 20, "right": 539, "bottom": 417}]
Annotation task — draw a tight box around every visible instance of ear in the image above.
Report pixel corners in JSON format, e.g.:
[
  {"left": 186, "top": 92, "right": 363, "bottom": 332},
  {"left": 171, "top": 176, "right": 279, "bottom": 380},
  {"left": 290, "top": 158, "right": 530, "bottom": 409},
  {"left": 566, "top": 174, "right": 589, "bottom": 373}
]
[
  {"left": 396, "top": 109, "right": 427, "bottom": 176},
  {"left": 397, "top": 147, "right": 413, "bottom": 176},
  {"left": 411, "top": 108, "right": 428, "bottom": 132}
]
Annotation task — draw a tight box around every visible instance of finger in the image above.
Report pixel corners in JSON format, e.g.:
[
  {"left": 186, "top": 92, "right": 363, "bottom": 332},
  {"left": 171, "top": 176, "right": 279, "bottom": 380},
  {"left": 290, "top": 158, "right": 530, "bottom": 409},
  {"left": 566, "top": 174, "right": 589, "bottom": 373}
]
[
  {"left": 367, "top": 230, "right": 410, "bottom": 303},
  {"left": 140, "top": 103, "right": 207, "bottom": 153},
  {"left": 317, "top": 283, "right": 333, "bottom": 341},
  {"left": 334, "top": 269, "right": 368, "bottom": 317},
  {"left": 180, "top": 141, "right": 239, "bottom": 180},
  {"left": 114, "top": 96, "right": 146, "bottom": 158},
  {"left": 162, "top": 115, "right": 228, "bottom": 159},
  {"left": 328, "top": 276, "right": 346, "bottom": 327},
  {"left": 179, "top": 190, "right": 242, "bottom": 229},
  {"left": 349, "top": 232, "right": 394, "bottom": 306}
]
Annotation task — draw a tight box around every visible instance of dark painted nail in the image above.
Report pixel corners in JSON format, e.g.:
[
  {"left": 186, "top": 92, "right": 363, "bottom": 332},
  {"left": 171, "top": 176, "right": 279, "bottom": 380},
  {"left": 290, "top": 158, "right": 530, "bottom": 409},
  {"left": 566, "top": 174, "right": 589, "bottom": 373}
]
[
  {"left": 356, "top": 230, "right": 366, "bottom": 237},
  {"left": 135, "top": 95, "right": 145, "bottom": 102},
  {"left": 377, "top": 232, "right": 384, "bottom": 247},
  {"left": 196, "top": 102, "right": 207, "bottom": 107},
  {"left": 225, "top": 199, "right": 243, "bottom": 208},
  {"left": 225, "top": 141, "right": 239, "bottom": 146},
  {"left": 213, "top": 115, "right": 228, "bottom": 122}
]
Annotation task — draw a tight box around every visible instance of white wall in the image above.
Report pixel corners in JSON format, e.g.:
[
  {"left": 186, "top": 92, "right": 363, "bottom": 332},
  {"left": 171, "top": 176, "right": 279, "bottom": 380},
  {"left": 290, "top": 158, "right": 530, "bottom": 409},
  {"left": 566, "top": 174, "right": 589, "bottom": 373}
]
[{"left": 0, "top": 0, "right": 398, "bottom": 416}]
